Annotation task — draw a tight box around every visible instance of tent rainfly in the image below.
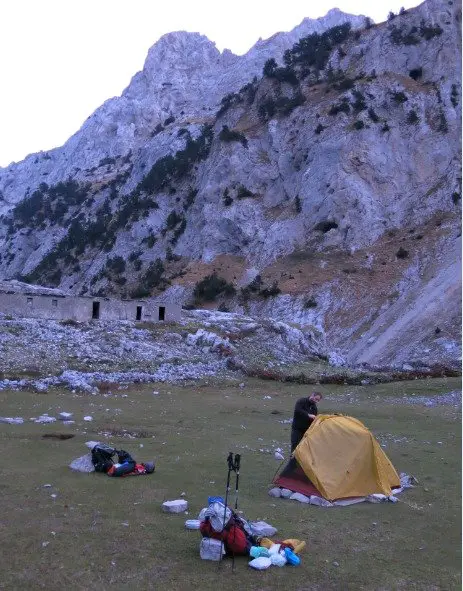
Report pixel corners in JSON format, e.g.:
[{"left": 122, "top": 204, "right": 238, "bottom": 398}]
[{"left": 274, "top": 415, "right": 401, "bottom": 501}]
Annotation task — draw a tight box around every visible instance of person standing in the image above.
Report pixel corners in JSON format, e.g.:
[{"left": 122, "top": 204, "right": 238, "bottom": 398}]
[{"left": 290, "top": 391, "right": 323, "bottom": 452}]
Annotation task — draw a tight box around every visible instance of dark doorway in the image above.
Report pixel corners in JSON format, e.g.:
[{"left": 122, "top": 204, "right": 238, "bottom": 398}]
[
  {"left": 92, "top": 301, "right": 100, "bottom": 319},
  {"left": 136, "top": 306, "right": 142, "bottom": 321},
  {"left": 158, "top": 306, "right": 166, "bottom": 321}
]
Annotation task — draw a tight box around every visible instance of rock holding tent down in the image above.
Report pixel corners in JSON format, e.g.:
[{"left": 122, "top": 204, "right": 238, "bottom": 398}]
[
  {"left": 162, "top": 500, "right": 188, "bottom": 513},
  {"left": 280, "top": 488, "right": 293, "bottom": 499},
  {"left": 309, "top": 495, "right": 333, "bottom": 507},
  {"left": 366, "top": 493, "right": 389, "bottom": 503},
  {"left": 400, "top": 473, "right": 418, "bottom": 488},
  {"left": 333, "top": 497, "right": 366, "bottom": 506},
  {"left": 290, "top": 492, "right": 311, "bottom": 503},
  {"left": 268, "top": 487, "right": 282, "bottom": 498},
  {"left": 69, "top": 453, "right": 95, "bottom": 473}
]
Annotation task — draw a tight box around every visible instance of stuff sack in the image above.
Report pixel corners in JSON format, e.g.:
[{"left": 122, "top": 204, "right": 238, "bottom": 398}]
[{"left": 108, "top": 462, "right": 154, "bottom": 477}]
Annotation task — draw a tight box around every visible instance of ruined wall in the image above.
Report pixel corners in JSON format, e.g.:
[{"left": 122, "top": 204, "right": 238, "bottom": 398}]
[{"left": 0, "top": 292, "right": 181, "bottom": 323}]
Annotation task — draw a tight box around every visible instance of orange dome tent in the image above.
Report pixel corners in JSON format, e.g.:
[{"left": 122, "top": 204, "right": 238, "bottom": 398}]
[{"left": 274, "top": 415, "right": 400, "bottom": 501}]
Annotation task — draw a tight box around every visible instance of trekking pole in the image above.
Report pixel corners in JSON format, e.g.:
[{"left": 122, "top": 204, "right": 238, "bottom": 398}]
[
  {"left": 231, "top": 453, "right": 241, "bottom": 572},
  {"left": 218, "top": 452, "right": 234, "bottom": 566},
  {"left": 233, "top": 454, "right": 241, "bottom": 511}
]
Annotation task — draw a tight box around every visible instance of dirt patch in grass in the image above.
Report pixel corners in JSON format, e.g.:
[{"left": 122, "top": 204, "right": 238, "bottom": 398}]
[
  {"left": 0, "top": 376, "right": 460, "bottom": 590},
  {"left": 42, "top": 433, "right": 75, "bottom": 440}
]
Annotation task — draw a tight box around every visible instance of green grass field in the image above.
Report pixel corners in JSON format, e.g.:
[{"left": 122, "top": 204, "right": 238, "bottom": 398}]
[{"left": 0, "top": 377, "right": 461, "bottom": 590}]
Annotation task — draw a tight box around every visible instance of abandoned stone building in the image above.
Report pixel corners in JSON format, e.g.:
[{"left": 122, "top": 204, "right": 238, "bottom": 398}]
[{"left": 0, "top": 280, "right": 181, "bottom": 322}]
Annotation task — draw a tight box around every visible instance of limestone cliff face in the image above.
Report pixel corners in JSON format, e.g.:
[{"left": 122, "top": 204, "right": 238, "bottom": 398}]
[{"left": 0, "top": 0, "right": 460, "bottom": 369}]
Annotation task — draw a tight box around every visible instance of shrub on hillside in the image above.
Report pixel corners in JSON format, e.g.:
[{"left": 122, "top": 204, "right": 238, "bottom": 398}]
[
  {"left": 314, "top": 220, "right": 338, "bottom": 232},
  {"left": 407, "top": 110, "right": 419, "bottom": 124},
  {"left": 328, "top": 98, "right": 350, "bottom": 115},
  {"left": 368, "top": 108, "right": 379, "bottom": 122},
  {"left": 438, "top": 110, "right": 448, "bottom": 133},
  {"left": 223, "top": 188, "right": 233, "bottom": 206},
  {"left": 129, "top": 258, "right": 165, "bottom": 299},
  {"left": 236, "top": 185, "right": 255, "bottom": 199},
  {"left": 352, "top": 90, "right": 367, "bottom": 113},
  {"left": 219, "top": 126, "right": 248, "bottom": 147},
  {"left": 193, "top": 273, "right": 236, "bottom": 302},
  {"left": 451, "top": 84, "right": 459, "bottom": 108},
  {"left": 304, "top": 297, "right": 318, "bottom": 309},
  {"left": 409, "top": 67, "right": 423, "bottom": 80},
  {"left": 217, "top": 92, "right": 242, "bottom": 117},
  {"left": 106, "top": 256, "right": 126, "bottom": 274},
  {"left": 392, "top": 91, "right": 408, "bottom": 104},
  {"left": 259, "top": 281, "right": 281, "bottom": 298}
]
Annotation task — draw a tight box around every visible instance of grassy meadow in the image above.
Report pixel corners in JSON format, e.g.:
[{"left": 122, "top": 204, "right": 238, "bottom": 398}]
[{"left": 0, "top": 377, "right": 461, "bottom": 590}]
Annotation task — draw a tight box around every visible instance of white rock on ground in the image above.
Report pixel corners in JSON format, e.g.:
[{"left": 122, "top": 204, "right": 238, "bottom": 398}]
[
  {"left": 268, "top": 487, "right": 282, "bottom": 498},
  {"left": 162, "top": 500, "right": 188, "bottom": 513},
  {"left": 289, "top": 492, "right": 311, "bottom": 503}
]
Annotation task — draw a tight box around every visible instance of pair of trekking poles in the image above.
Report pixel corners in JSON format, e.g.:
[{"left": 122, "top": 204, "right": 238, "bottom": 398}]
[{"left": 218, "top": 452, "right": 241, "bottom": 570}]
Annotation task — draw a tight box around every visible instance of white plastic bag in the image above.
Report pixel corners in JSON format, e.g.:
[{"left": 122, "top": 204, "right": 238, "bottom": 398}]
[
  {"left": 270, "top": 552, "right": 287, "bottom": 567},
  {"left": 248, "top": 557, "right": 272, "bottom": 570},
  {"left": 249, "top": 521, "right": 277, "bottom": 536},
  {"left": 69, "top": 453, "right": 95, "bottom": 473},
  {"left": 268, "top": 543, "right": 281, "bottom": 555},
  {"left": 200, "top": 538, "right": 225, "bottom": 561}
]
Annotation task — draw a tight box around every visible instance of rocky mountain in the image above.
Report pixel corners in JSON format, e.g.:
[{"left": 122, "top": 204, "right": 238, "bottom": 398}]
[{"left": 0, "top": 0, "right": 461, "bottom": 370}]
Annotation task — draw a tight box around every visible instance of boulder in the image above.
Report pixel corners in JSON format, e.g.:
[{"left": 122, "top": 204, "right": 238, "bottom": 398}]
[{"left": 162, "top": 499, "right": 188, "bottom": 513}]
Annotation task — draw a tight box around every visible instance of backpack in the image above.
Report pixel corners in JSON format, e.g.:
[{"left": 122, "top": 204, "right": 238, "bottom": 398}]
[
  {"left": 199, "top": 516, "right": 252, "bottom": 555},
  {"left": 91, "top": 444, "right": 116, "bottom": 473}
]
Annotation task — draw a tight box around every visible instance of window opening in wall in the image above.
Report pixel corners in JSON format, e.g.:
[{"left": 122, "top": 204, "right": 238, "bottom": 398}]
[
  {"left": 52, "top": 299, "right": 58, "bottom": 307},
  {"left": 92, "top": 301, "right": 100, "bottom": 320},
  {"left": 27, "top": 297, "right": 33, "bottom": 306},
  {"left": 136, "top": 306, "right": 142, "bottom": 321},
  {"left": 158, "top": 306, "right": 166, "bottom": 321}
]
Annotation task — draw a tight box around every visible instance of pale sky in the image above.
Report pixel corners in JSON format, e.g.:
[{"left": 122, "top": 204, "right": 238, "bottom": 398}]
[{"left": 0, "top": 0, "right": 421, "bottom": 168}]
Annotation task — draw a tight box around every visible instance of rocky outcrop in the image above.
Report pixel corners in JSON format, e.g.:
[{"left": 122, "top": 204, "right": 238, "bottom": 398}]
[{"left": 0, "top": 0, "right": 460, "bottom": 369}]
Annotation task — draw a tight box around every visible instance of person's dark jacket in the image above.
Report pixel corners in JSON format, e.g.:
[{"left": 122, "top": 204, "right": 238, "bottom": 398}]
[{"left": 292, "top": 397, "right": 318, "bottom": 433}]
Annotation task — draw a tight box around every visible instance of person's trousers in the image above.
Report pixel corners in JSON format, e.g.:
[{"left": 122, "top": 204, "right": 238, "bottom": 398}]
[{"left": 291, "top": 429, "right": 304, "bottom": 453}]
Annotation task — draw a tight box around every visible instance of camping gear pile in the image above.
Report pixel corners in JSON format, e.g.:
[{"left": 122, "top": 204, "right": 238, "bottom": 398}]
[
  {"left": 69, "top": 442, "right": 155, "bottom": 477},
  {"left": 197, "top": 452, "right": 305, "bottom": 570},
  {"left": 273, "top": 415, "right": 406, "bottom": 505},
  {"left": 197, "top": 500, "right": 305, "bottom": 569}
]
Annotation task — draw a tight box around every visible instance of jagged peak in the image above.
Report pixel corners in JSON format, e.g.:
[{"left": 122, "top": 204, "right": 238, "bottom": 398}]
[{"left": 143, "top": 30, "right": 221, "bottom": 77}]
